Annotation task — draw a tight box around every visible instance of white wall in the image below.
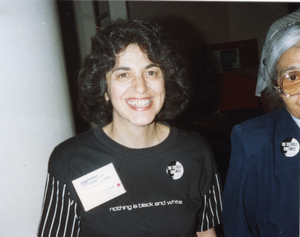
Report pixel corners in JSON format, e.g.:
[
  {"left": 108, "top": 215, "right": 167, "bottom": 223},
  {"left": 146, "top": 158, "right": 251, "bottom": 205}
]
[{"left": 0, "top": 1, "right": 75, "bottom": 236}]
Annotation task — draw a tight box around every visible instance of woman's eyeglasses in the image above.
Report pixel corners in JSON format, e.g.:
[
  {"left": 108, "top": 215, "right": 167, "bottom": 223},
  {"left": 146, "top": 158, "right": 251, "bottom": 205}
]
[
  {"left": 274, "top": 71, "right": 300, "bottom": 97},
  {"left": 264, "top": 58, "right": 300, "bottom": 97}
]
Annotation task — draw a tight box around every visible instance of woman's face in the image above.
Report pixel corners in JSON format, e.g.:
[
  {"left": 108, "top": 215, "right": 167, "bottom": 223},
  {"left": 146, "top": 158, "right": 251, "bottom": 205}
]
[
  {"left": 105, "top": 44, "right": 166, "bottom": 127},
  {"left": 277, "top": 44, "right": 300, "bottom": 118}
]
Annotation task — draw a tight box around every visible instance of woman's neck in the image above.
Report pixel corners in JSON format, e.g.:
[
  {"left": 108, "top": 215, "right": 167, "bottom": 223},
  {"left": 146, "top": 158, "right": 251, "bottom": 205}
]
[{"left": 102, "top": 121, "right": 170, "bottom": 149}]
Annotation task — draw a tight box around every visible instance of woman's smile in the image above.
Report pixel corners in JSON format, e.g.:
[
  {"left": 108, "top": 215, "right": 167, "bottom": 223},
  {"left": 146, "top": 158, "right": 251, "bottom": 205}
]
[{"left": 126, "top": 98, "right": 153, "bottom": 110}]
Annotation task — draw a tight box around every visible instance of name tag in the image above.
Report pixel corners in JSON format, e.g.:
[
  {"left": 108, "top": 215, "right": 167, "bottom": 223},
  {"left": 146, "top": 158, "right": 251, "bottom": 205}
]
[{"left": 72, "top": 163, "right": 126, "bottom": 211}]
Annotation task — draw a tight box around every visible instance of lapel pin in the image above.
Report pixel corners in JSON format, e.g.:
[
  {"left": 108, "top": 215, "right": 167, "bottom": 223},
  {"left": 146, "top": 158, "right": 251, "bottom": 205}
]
[
  {"left": 280, "top": 138, "right": 300, "bottom": 157},
  {"left": 166, "top": 161, "right": 184, "bottom": 180}
]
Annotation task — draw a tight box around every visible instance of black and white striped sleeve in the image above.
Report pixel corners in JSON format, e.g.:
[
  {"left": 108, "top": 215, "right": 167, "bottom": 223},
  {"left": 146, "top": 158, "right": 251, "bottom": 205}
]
[
  {"left": 197, "top": 173, "right": 223, "bottom": 232},
  {"left": 37, "top": 174, "right": 81, "bottom": 237}
]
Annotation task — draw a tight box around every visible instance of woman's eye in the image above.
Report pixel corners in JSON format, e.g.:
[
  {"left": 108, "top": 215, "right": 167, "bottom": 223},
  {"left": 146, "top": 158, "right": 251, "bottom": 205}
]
[
  {"left": 118, "top": 73, "right": 128, "bottom": 78},
  {"left": 288, "top": 74, "right": 299, "bottom": 81},
  {"left": 146, "top": 71, "right": 157, "bottom": 76}
]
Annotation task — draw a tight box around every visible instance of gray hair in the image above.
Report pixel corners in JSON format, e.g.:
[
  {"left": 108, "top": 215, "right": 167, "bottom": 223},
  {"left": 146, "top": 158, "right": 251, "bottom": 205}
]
[{"left": 264, "top": 21, "right": 300, "bottom": 105}]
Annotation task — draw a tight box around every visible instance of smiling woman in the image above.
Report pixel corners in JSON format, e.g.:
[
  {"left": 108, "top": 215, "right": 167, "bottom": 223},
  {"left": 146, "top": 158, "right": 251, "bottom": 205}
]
[
  {"left": 103, "top": 44, "right": 167, "bottom": 147},
  {"left": 77, "top": 19, "right": 189, "bottom": 127},
  {"left": 37, "top": 18, "right": 222, "bottom": 237}
]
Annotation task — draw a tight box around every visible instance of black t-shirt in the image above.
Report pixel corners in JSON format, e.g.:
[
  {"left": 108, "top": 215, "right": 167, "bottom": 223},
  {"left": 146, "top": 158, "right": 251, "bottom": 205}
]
[{"left": 37, "top": 126, "right": 222, "bottom": 237}]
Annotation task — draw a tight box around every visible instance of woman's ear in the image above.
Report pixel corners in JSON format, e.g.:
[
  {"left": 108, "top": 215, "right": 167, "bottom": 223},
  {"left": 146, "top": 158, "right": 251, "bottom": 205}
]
[{"left": 104, "top": 92, "right": 109, "bottom": 101}]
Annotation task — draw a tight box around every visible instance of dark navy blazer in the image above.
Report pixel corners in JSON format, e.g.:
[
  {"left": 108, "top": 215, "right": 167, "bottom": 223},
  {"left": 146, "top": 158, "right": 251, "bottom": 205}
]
[{"left": 223, "top": 108, "right": 299, "bottom": 237}]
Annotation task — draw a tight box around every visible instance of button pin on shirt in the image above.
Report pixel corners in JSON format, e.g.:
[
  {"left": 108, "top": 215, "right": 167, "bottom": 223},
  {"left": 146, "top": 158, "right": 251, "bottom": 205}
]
[
  {"left": 166, "top": 161, "right": 184, "bottom": 180},
  {"left": 280, "top": 138, "right": 300, "bottom": 157}
]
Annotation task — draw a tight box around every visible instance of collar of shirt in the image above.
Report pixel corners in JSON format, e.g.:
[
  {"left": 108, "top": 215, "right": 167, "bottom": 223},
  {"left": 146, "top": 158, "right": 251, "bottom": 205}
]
[{"left": 291, "top": 114, "right": 300, "bottom": 129}]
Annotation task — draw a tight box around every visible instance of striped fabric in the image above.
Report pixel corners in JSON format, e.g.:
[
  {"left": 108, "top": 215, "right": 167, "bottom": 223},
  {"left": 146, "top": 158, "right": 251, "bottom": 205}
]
[
  {"left": 37, "top": 174, "right": 80, "bottom": 237},
  {"left": 200, "top": 174, "right": 223, "bottom": 232},
  {"left": 38, "top": 173, "right": 222, "bottom": 236}
]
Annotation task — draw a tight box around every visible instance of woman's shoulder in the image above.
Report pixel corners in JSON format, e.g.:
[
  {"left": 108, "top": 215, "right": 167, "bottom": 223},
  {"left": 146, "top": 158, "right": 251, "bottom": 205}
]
[
  {"left": 48, "top": 129, "right": 97, "bottom": 166},
  {"left": 172, "top": 126, "right": 211, "bottom": 150},
  {"left": 234, "top": 108, "right": 285, "bottom": 136},
  {"left": 55, "top": 129, "right": 95, "bottom": 151}
]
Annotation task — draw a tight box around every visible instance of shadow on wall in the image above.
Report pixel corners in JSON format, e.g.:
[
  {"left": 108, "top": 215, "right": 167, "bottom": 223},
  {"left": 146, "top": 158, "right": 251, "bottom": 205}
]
[
  {"left": 57, "top": 1, "right": 91, "bottom": 134},
  {"left": 151, "top": 15, "right": 222, "bottom": 122}
]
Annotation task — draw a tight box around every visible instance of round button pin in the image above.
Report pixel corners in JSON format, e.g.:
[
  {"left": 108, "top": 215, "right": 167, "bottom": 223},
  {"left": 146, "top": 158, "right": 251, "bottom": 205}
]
[
  {"left": 280, "top": 138, "right": 300, "bottom": 157},
  {"left": 166, "top": 161, "right": 184, "bottom": 180}
]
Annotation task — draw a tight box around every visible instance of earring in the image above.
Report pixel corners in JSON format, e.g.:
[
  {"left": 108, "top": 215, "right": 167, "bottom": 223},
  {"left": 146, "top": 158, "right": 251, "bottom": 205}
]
[{"left": 104, "top": 93, "right": 109, "bottom": 101}]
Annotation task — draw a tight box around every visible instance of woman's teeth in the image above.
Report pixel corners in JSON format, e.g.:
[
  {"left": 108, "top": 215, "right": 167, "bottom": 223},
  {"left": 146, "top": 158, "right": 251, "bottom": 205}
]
[{"left": 127, "top": 99, "right": 152, "bottom": 107}]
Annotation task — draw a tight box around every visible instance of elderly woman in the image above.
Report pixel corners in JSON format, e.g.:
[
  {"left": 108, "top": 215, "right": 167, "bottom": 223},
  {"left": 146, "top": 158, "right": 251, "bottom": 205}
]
[
  {"left": 223, "top": 21, "right": 300, "bottom": 236},
  {"left": 37, "top": 19, "right": 222, "bottom": 237}
]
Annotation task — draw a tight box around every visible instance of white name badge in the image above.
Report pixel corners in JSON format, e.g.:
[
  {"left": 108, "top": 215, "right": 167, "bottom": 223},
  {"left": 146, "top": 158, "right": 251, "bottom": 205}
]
[{"left": 72, "top": 163, "right": 126, "bottom": 211}]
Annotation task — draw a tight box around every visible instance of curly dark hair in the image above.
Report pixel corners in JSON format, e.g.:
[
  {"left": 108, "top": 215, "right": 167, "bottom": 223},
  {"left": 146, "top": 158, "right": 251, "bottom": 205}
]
[{"left": 77, "top": 18, "right": 191, "bottom": 126}]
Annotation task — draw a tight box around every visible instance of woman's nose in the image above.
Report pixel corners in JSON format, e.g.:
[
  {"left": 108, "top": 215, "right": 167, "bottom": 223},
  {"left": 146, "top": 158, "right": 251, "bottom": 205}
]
[{"left": 133, "top": 75, "right": 148, "bottom": 94}]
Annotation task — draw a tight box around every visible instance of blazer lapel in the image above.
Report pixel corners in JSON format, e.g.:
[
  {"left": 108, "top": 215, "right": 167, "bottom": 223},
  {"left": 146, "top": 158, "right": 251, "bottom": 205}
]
[{"left": 274, "top": 108, "right": 300, "bottom": 201}]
